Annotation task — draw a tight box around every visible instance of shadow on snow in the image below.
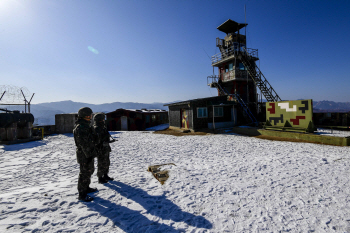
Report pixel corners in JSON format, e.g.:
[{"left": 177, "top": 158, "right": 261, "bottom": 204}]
[
  {"left": 100, "top": 181, "right": 213, "bottom": 230},
  {"left": 85, "top": 195, "right": 180, "bottom": 233},
  {"left": 1, "top": 139, "right": 48, "bottom": 151}
]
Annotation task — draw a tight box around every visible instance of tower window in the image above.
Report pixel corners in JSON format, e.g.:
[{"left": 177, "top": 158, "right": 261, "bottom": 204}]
[{"left": 229, "top": 63, "right": 233, "bottom": 71}]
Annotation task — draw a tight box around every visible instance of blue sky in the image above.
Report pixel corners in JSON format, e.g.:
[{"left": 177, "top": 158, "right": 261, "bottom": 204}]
[{"left": 1, "top": 0, "right": 349, "bottom": 104}]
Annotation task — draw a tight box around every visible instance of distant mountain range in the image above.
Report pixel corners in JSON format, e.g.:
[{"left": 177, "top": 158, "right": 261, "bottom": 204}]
[
  {"left": 313, "top": 101, "right": 350, "bottom": 113},
  {"left": 1, "top": 100, "right": 349, "bottom": 126}
]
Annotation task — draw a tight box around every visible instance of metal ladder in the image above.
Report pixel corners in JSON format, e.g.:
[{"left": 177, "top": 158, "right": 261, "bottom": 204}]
[
  {"left": 232, "top": 93, "right": 258, "bottom": 125},
  {"left": 207, "top": 75, "right": 258, "bottom": 125},
  {"left": 239, "top": 48, "right": 282, "bottom": 102}
]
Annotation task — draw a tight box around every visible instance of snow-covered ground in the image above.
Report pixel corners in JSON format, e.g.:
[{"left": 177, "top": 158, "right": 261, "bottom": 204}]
[
  {"left": 145, "top": 124, "right": 169, "bottom": 131},
  {"left": 315, "top": 128, "right": 350, "bottom": 137},
  {"left": 1, "top": 131, "right": 350, "bottom": 232}
]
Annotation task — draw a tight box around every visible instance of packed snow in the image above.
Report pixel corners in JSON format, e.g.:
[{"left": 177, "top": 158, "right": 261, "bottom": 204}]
[
  {"left": 315, "top": 128, "right": 350, "bottom": 137},
  {"left": 1, "top": 130, "right": 350, "bottom": 232},
  {"left": 145, "top": 124, "right": 169, "bottom": 131}
]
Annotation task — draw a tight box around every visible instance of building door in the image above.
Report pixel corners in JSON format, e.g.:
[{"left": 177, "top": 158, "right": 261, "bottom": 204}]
[
  {"left": 121, "top": 116, "right": 128, "bottom": 131},
  {"left": 181, "top": 109, "right": 189, "bottom": 129}
]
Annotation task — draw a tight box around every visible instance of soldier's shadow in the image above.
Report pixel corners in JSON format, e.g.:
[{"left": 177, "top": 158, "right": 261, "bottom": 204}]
[
  {"left": 104, "top": 181, "right": 213, "bottom": 230},
  {"left": 109, "top": 132, "right": 122, "bottom": 136},
  {"left": 2, "top": 139, "right": 47, "bottom": 151},
  {"left": 85, "top": 195, "right": 179, "bottom": 233}
]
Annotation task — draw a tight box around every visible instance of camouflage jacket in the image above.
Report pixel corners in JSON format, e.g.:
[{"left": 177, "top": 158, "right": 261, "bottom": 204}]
[
  {"left": 73, "top": 118, "right": 98, "bottom": 162},
  {"left": 93, "top": 121, "right": 112, "bottom": 153}
]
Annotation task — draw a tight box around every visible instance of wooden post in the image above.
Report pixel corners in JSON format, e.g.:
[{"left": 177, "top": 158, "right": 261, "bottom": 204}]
[
  {"left": 0, "top": 91, "right": 5, "bottom": 101},
  {"left": 21, "top": 89, "right": 27, "bottom": 113},
  {"left": 28, "top": 93, "right": 34, "bottom": 113},
  {"left": 213, "top": 105, "right": 215, "bottom": 130}
]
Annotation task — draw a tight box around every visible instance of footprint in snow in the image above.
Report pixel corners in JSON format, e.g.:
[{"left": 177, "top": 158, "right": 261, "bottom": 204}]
[
  {"left": 42, "top": 220, "right": 50, "bottom": 226},
  {"left": 59, "top": 201, "right": 67, "bottom": 206}
]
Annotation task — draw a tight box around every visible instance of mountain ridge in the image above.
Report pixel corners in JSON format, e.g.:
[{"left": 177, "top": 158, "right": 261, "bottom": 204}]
[{"left": 313, "top": 100, "right": 350, "bottom": 112}]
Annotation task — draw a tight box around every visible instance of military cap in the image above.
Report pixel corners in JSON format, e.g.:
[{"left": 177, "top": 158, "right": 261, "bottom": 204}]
[
  {"left": 93, "top": 113, "right": 105, "bottom": 122},
  {"left": 78, "top": 107, "right": 93, "bottom": 118}
]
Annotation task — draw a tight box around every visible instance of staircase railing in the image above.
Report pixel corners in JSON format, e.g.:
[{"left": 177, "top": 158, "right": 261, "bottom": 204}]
[
  {"left": 233, "top": 93, "right": 258, "bottom": 125},
  {"left": 207, "top": 75, "right": 258, "bottom": 125},
  {"left": 239, "top": 47, "right": 281, "bottom": 102},
  {"left": 207, "top": 75, "right": 226, "bottom": 96}
]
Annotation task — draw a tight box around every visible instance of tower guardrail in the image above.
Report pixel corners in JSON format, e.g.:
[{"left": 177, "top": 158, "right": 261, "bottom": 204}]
[
  {"left": 239, "top": 47, "right": 281, "bottom": 102},
  {"left": 211, "top": 46, "right": 258, "bottom": 64}
]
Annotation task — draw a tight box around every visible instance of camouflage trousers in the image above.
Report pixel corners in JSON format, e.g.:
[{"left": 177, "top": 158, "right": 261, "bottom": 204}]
[
  {"left": 97, "top": 152, "right": 110, "bottom": 178},
  {"left": 78, "top": 157, "right": 94, "bottom": 195}
]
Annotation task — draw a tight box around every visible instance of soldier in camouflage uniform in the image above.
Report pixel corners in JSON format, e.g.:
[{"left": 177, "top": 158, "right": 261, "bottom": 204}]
[
  {"left": 73, "top": 107, "right": 99, "bottom": 202},
  {"left": 93, "top": 113, "right": 116, "bottom": 184}
]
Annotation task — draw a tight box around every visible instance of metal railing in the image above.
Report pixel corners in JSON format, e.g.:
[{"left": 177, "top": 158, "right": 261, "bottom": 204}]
[
  {"left": 211, "top": 45, "right": 258, "bottom": 64},
  {"left": 207, "top": 75, "right": 219, "bottom": 86},
  {"left": 206, "top": 75, "right": 258, "bottom": 125},
  {"left": 240, "top": 47, "right": 281, "bottom": 102},
  {"left": 207, "top": 71, "right": 252, "bottom": 84},
  {"left": 222, "top": 69, "right": 253, "bottom": 82}
]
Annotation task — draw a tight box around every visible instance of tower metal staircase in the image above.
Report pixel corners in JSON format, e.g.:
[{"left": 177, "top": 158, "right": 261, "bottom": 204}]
[
  {"left": 239, "top": 48, "right": 282, "bottom": 102},
  {"left": 207, "top": 75, "right": 258, "bottom": 125},
  {"left": 233, "top": 93, "right": 258, "bottom": 125}
]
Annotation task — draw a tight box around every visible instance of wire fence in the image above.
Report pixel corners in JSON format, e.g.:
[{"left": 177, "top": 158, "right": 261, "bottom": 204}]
[{"left": 0, "top": 85, "right": 32, "bottom": 104}]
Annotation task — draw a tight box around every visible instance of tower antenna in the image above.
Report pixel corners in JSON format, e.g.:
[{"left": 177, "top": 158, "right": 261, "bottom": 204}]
[
  {"left": 202, "top": 48, "right": 214, "bottom": 75},
  {"left": 245, "top": 5, "right": 248, "bottom": 104},
  {"left": 245, "top": 5, "right": 247, "bottom": 47}
]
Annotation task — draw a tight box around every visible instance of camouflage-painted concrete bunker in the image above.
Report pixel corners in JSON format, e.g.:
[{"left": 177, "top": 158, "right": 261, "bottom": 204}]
[{"left": 265, "top": 99, "right": 316, "bottom": 133}]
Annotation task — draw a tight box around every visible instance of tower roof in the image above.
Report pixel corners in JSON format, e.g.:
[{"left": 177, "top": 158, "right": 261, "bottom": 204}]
[{"left": 217, "top": 19, "right": 247, "bottom": 34}]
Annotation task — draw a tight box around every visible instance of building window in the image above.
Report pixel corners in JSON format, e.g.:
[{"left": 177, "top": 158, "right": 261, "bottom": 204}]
[
  {"left": 197, "top": 107, "right": 208, "bottom": 118},
  {"left": 152, "top": 115, "right": 156, "bottom": 122},
  {"left": 145, "top": 115, "right": 150, "bottom": 123},
  {"left": 239, "top": 63, "right": 245, "bottom": 71},
  {"left": 229, "top": 63, "right": 233, "bottom": 71},
  {"left": 214, "top": 107, "right": 223, "bottom": 117}
]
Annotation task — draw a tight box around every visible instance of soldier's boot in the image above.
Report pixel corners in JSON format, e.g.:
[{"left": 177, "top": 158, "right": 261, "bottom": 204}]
[
  {"left": 98, "top": 177, "right": 108, "bottom": 184},
  {"left": 104, "top": 174, "right": 114, "bottom": 181},
  {"left": 87, "top": 187, "right": 98, "bottom": 193},
  {"left": 79, "top": 193, "right": 94, "bottom": 202}
]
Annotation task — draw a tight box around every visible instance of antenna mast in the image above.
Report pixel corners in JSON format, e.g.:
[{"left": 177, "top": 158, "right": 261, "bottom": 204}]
[{"left": 245, "top": 5, "right": 247, "bottom": 47}]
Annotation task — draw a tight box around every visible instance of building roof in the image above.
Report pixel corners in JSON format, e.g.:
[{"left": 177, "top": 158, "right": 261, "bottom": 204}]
[
  {"left": 165, "top": 96, "right": 236, "bottom": 107},
  {"left": 56, "top": 113, "right": 78, "bottom": 115},
  {"left": 217, "top": 19, "right": 248, "bottom": 34},
  {"left": 106, "top": 108, "right": 167, "bottom": 114}
]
